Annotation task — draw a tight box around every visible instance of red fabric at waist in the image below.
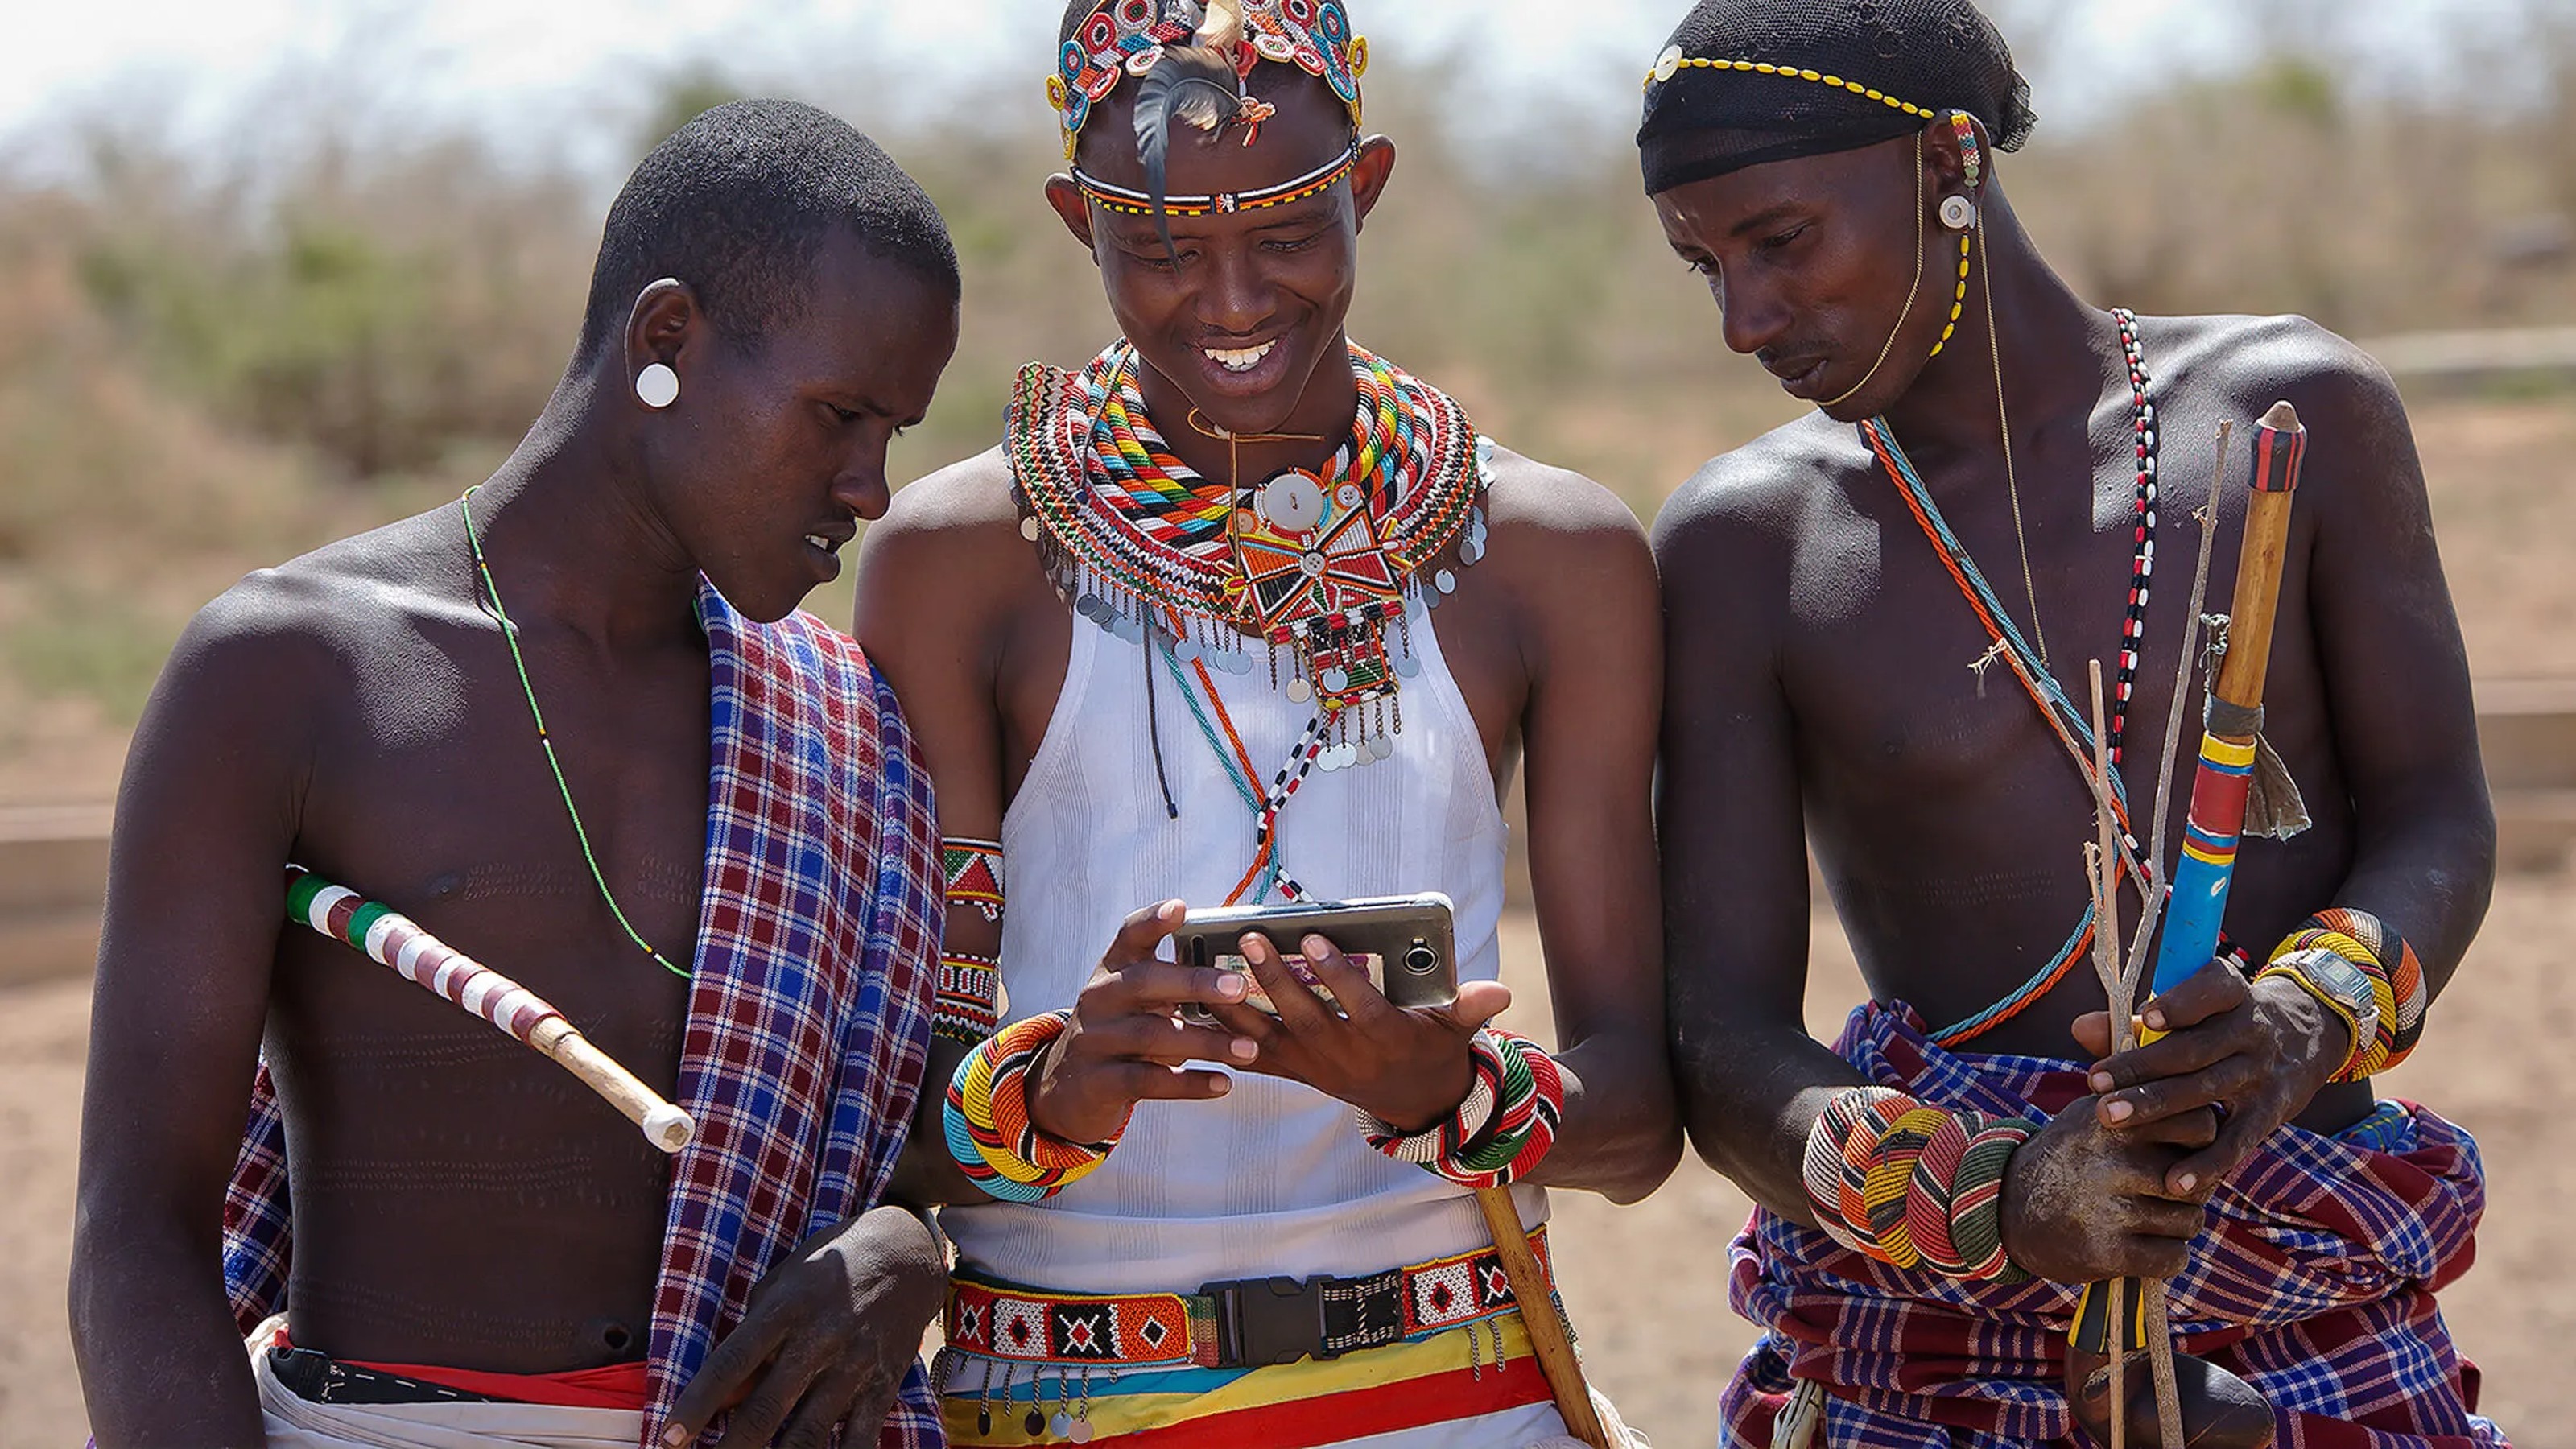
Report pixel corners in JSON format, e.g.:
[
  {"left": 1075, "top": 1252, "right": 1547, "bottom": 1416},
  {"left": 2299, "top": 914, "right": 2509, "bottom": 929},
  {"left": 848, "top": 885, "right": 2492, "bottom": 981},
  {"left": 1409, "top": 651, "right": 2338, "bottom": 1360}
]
[{"left": 277, "top": 1329, "right": 650, "bottom": 1411}]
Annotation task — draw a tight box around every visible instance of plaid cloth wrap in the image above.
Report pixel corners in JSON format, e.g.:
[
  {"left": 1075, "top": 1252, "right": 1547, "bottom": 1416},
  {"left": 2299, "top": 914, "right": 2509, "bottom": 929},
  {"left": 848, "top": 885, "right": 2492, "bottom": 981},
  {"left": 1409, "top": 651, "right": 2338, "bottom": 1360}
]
[
  {"left": 217, "top": 583, "right": 944, "bottom": 1449},
  {"left": 1720, "top": 1001, "right": 2504, "bottom": 1449}
]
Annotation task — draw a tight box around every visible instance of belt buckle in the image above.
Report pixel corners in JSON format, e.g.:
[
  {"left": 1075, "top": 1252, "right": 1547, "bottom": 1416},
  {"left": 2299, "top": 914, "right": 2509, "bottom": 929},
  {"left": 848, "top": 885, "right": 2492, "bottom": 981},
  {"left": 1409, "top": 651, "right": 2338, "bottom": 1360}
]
[{"left": 1203, "top": 1274, "right": 1340, "bottom": 1367}]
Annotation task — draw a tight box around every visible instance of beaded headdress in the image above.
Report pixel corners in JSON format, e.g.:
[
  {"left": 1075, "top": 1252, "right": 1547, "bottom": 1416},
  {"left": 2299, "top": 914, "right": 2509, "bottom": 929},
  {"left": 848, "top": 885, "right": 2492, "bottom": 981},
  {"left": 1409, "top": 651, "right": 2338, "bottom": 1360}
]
[{"left": 1051, "top": 0, "right": 1368, "bottom": 161}]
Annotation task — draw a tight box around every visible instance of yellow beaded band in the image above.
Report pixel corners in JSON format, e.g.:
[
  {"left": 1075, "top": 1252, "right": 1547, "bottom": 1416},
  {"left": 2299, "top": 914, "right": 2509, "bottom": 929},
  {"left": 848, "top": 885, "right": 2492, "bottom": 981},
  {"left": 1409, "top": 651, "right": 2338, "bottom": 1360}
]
[
  {"left": 1644, "top": 47, "right": 1934, "bottom": 123},
  {"left": 1076, "top": 144, "right": 1359, "bottom": 219}
]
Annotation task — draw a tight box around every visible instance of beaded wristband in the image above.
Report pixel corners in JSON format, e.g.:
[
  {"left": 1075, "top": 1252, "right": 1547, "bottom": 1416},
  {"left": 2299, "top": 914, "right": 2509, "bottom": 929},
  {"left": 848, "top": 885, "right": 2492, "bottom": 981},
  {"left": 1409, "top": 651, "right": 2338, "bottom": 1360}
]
[
  {"left": 1802, "top": 1086, "right": 2039, "bottom": 1282},
  {"left": 2264, "top": 909, "right": 2427, "bottom": 1081},
  {"left": 943, "top": 1012, "right": 1126, "bottom": 1203},
  {"left": 1360, "top": 1029, "right": 1565, "bottom": 1188},
  {"left": 941, "top": 837, "right": 1006, "bottom": 923},
  {"left": 932, "top": 952, "right": 1003, "bottom": 1046}
]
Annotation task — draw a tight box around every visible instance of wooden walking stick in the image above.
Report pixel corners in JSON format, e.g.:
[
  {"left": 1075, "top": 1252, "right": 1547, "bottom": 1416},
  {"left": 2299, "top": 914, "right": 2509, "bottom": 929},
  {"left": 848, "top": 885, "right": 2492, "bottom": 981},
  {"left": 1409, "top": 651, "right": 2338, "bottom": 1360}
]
[
  {"left": 283, "top": 865, "right": 696, "bottom": 1153},
  {"left": 2068, "top": 402, "right": 2308, "bottom": 1441},
  {"left": 1474, "top": 1185, "right": 1617, "bottom": 1448}
]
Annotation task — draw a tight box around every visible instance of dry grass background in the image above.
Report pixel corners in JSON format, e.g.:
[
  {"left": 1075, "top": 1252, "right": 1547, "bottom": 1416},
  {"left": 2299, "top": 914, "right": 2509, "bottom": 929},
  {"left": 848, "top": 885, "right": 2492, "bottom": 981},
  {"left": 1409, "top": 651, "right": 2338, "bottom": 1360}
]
[{"left": 10, "top": 4, "right": 2576, "bottom": 1443}]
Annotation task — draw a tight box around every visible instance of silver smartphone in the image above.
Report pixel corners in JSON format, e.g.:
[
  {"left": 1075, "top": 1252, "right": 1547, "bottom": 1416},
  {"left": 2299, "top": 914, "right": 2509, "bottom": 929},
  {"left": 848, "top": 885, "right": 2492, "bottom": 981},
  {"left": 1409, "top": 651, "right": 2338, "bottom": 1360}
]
[{"left": 1173, "top": 893, "right": 1459, "bottom": 1022}]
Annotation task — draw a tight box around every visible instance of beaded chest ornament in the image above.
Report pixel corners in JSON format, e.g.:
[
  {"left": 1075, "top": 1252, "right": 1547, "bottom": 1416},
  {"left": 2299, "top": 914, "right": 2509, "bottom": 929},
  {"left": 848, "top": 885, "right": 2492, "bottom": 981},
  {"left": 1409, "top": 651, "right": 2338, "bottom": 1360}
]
[{"left": 1009, "top": 341, "right": 1489, "bottom": 762}]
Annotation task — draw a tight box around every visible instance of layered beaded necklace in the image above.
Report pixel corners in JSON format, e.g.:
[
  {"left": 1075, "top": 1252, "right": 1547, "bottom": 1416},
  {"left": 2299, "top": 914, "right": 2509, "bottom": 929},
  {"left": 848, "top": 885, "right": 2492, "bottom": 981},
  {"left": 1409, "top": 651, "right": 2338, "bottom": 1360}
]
[
  {"left": 1007, "top": 339, "right": 1492, "bottom": 902},
  {"left": 1009, "top": 339, "right": 1488, "bottom": 748}
]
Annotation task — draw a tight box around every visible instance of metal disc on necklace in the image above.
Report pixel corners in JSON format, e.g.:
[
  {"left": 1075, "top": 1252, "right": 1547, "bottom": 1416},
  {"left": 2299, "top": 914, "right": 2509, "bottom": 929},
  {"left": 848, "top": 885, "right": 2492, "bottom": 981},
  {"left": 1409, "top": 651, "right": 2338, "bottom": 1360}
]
[
  {"left": 1257, "top": 469, "right": 1327, "bottom": 534},
  {"left": 1371, "top": 733, "right": 1397, "bottom": 761},
  {"left": 1020, "top": 516, "right": 1042, "bottom": 542},
  {"left": 1459, "top": 535, "right": 1485, "bottom": 566},
  {"left": 1175, "top": 637, "right": 1201, "bottom": 663},
  {"left": 1075, "top": 593, "right": 1104, "bottom": 621},
  {"left": 1286, "top": 676, "right": 1313, "bottom": 704},
  {"left": 1069, "top": 1420, "right": 1095, "bottom": 1444},
  {"left": 1320, "top": 667, "right": 1350, "bottom": 693},
  {"left": 1113, "top": 615, "right": 1144, "bottom": 644},
  {"left": 1051, "top": 1413, "right": 1073, "bottom": 1438},
  {"left": 1395, "top": 651, "right": 1420, "bottom": 679},
  {"left": 1435, "top": 568, "right": 1458, "bottom": 594},
  {"left": 1025, "top": 1408, "right": 1046, "bottom": 1438}
]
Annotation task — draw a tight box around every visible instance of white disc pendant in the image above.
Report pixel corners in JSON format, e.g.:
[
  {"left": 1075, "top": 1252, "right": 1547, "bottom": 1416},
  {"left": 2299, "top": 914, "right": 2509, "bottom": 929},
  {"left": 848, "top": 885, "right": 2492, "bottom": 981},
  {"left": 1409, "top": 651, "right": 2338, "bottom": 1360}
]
[
  {"left": 1938, "top": 195, "right": 1978, "bottom": 232},
  {"left": 634, "top": 362, "right": 680, "bottom": 410},
  {"left": 1257, "top": 469, "right": 1326, "bottom": 534}
]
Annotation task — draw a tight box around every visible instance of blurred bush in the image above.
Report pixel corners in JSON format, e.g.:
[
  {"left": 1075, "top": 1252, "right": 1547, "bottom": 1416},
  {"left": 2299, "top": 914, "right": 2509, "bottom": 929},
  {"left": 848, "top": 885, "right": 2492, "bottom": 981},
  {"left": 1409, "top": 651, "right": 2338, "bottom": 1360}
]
[{"left": 6, "top": 5, "right": 2576, "bottom": 779}]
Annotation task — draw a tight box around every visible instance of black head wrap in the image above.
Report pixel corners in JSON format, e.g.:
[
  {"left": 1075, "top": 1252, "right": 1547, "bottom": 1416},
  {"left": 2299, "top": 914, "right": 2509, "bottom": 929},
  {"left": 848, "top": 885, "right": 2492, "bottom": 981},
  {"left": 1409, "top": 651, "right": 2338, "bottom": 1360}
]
[{"left": 1637, "top": 0, "right": 2034, "bottom": 195}]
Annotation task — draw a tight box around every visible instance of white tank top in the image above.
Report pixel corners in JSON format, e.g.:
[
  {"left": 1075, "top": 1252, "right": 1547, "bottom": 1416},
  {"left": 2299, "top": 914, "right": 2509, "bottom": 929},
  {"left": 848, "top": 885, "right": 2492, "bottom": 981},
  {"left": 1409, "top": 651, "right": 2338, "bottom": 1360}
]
[{"left": 941, "top": 596, "right": 1540, "bottom": 1295}]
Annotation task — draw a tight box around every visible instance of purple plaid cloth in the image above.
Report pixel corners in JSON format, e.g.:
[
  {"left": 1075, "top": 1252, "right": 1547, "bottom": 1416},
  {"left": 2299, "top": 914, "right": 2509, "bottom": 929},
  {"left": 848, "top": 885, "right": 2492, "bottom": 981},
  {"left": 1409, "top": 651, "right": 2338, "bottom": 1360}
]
[
  {"left": 221, "top": 584, "right": 943, "bottom": 1449},
  {"left": 1719, "top": 1002, "right": 2504, "bottom": 1448}
]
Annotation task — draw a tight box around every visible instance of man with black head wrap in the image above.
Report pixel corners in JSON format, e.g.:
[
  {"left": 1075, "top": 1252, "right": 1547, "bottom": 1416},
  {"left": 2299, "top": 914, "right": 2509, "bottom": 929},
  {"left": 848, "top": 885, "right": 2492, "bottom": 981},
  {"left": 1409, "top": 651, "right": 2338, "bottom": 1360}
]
[{"left": 1640, "top": 2, "right": 2504, "bottom": 1447}]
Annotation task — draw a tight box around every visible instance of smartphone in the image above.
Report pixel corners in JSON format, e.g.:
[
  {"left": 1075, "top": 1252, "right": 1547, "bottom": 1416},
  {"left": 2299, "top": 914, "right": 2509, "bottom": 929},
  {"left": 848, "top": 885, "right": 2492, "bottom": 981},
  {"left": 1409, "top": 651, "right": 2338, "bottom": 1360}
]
[{"left": 1174, "top": 893, "right": 1458, "bottom": 1024}]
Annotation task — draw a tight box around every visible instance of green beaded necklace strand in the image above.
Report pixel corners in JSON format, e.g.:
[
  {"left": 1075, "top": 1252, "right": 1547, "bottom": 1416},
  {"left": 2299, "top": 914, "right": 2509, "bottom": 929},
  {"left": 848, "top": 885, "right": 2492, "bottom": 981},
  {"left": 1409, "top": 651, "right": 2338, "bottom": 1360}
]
[{"left": 460, "top": 485, "right": 690, "bottom": 980}]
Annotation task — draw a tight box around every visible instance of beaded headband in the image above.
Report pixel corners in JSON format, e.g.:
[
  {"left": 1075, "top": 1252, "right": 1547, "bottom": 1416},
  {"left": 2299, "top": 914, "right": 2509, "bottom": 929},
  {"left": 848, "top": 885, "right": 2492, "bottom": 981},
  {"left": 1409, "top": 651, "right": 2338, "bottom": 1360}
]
[
  {"left": 1051, "top": 0, "right": 1367, "bottom": 160},
  {"left": 1077, "top": 142, "right": 1359, "bottom": 217},
  {"left": 1645, "top": 46, "right": 1934, "bottom": 122}
]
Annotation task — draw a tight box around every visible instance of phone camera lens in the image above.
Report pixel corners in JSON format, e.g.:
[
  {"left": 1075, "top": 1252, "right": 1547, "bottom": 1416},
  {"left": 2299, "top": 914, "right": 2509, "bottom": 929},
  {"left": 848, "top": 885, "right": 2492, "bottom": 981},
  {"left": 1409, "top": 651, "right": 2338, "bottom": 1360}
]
[{"left": 1403, "top": 943, "right": 1439, "bottom": 976}]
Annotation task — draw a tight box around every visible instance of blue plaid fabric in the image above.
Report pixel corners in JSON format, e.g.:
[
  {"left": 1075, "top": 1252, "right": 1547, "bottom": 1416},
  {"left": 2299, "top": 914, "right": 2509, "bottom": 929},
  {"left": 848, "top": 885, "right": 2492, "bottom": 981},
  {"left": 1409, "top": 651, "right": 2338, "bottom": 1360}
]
[
  {"left": 1719, "top": 1002, "right": 2505, "bottom": 1448},
  {"left": 221, "top": 584, "right": 943, "bottom": 1448}
]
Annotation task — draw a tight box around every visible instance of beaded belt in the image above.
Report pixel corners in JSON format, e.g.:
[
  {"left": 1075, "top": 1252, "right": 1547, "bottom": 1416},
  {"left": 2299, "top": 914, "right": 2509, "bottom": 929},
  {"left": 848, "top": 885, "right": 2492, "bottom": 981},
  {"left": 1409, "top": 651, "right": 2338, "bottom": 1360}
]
[{"left": 945, "top": 1229, "right": 1553, "bottom": 1370}]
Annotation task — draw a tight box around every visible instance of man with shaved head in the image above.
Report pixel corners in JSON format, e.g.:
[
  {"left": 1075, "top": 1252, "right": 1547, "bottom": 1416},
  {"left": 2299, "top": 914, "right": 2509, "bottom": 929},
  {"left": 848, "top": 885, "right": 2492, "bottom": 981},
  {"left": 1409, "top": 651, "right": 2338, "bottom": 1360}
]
[
  {"left": 1643, "top": 2, "right": 2504, "bottom": 1445},
  {"left": 74, "top": 100, "right": 962, "bottom": 1448},
  {"left": 857, "top": 2, "right": 1676, "bottom": 1443}
]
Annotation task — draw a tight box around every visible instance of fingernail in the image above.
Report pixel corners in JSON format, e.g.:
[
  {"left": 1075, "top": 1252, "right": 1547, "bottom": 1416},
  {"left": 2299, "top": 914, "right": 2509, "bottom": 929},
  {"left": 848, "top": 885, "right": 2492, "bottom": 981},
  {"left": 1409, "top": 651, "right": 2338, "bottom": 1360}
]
[
  {"left": 1231, "top": 1038, "right": 1257, "bottom": 1060},
  {"left": 2145, "top": 1010, "right": 2167, "bottom": 1030},
  {"left": 2176, "top": 1172, "right": 2198, "bottom": 1193},
  {"left": 1218, "top": 972, "right": 1246, "bottom": 999},
  {"left": 1208, "top": 1075, "right": 1231, "bottom": 1096},
  {"left": 2105, "top": 1099, "right": 2133, "bottom": 1122},
  {"left": 2090, "top": 1071, "right": 2115, "bottom": 1092},
  {"left": 664, "top": 1427, "right": 690, "bottom": 1447},
  {"left": 1302, "top": 935, "right": 1331, "bottom": 957}
]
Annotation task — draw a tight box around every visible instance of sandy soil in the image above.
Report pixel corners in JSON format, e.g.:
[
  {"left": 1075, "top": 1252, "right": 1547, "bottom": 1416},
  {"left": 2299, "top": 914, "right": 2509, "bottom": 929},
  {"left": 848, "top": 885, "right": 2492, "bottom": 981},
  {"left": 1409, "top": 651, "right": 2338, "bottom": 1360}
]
[{"left": 9, "top": 398, "right": 2575, "bottom": 1446}]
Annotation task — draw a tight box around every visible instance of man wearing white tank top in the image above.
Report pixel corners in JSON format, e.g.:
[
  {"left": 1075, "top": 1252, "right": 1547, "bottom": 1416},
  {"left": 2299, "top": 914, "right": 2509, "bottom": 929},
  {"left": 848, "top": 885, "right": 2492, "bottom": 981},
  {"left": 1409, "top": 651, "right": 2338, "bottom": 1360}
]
[{"left": 852, "top": 3, "right": 1677, "bottom": 1445}]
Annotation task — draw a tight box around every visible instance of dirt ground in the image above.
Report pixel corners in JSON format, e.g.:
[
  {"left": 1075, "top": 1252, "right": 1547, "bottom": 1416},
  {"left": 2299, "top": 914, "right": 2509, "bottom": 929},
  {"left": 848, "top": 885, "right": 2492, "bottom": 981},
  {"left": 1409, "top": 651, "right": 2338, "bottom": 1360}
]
[
  {"left": 7, "top": 885, "right": 2567, "bottom": 1447},
  {"left": 6, "top": 398, "right": 2575, "bottom": 1446}
]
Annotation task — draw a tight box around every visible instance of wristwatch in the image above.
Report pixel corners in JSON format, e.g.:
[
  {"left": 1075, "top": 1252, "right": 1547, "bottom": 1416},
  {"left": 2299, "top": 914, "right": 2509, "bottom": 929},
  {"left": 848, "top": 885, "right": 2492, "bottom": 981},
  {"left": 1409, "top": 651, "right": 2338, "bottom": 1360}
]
[{"left": 2260, "top": 946, "right": 2380, "bottom": 1075}]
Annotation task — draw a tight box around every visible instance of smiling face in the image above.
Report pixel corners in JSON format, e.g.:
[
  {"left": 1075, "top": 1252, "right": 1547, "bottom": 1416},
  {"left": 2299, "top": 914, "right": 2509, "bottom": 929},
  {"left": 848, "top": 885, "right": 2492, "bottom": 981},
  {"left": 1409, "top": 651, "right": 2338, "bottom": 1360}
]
[
  {"left": 1052, "top": 68, "right": 1393, "bottom": 440},
  {"left": 645, "top": 233, "right": 960, "bottom": 622},
  {"left": 1653, "top": 134, "right": 1953, "bottom": 423}
]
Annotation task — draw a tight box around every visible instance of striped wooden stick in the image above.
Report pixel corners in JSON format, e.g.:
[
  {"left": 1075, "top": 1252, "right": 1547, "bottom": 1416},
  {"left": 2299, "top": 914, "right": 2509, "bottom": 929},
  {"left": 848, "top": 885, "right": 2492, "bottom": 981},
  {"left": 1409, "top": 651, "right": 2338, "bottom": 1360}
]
[{"left": 283, "top": 865, "right": 695, "bottom": 1153}]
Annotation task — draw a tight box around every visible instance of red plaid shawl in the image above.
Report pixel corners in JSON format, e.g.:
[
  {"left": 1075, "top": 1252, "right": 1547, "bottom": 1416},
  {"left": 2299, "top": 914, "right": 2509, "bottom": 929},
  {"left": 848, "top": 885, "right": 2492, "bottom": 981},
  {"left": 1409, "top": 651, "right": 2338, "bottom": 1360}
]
[
  {"left": 220, "top": 585, "right": 943, "bottom": 1448},
  {"left": 1720, "top": 1002, "right": 2504, "bottom": 1449}
]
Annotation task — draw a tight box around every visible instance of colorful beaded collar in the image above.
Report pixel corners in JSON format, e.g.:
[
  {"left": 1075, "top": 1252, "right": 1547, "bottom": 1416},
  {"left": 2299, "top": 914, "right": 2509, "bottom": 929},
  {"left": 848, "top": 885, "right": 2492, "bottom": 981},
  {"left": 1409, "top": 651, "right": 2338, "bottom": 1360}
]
[
  {"left": 1051, "top": 0, "right": 1366, "bottom": 159},
  {"left": 1077, "top": 142, "right": 1359, "bottom": 218}
]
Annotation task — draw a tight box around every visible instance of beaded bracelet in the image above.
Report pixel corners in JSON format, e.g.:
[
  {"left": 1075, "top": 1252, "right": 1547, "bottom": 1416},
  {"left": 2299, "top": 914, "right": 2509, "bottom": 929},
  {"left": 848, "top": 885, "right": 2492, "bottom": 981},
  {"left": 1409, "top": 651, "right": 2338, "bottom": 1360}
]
[
  {"left": 1802, "top": 1086, "right": 2040, "bottom": 1282},
  {"left": 933, "top": 952, "right": 1003, "bottom": 1046},
  {"left": 943, "top": 1012, "right": 1126, "bottom": 1203},
  {"left": 2264, "top": 909, "right": 2428, "bottom": 1081},
  {"left": 1360, "top": 1028, "right": 1565, "bottom": 1188}
]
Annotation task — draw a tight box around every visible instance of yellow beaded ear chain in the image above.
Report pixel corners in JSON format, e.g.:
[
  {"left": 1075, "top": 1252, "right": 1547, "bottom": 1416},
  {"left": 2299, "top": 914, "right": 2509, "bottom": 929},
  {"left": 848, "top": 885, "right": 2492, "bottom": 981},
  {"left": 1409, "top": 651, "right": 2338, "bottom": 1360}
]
[{"left": 1929, "top": 109, "right": 1982, "bottom": 360}]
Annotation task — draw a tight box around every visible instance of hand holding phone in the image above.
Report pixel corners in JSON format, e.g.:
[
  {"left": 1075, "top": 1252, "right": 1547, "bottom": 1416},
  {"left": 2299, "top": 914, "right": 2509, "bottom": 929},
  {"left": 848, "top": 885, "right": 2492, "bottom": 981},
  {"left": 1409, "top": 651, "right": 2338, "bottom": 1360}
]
[{"left": 1185, "top": 894, "right": 1512, "bottom": 1134}]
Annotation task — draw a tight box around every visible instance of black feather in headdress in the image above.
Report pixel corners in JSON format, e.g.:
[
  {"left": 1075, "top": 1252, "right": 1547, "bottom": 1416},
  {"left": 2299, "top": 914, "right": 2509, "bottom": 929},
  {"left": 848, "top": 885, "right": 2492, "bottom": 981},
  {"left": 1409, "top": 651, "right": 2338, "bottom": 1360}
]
[{"left": 1133, "top": 0, "right": 1249, "bottom": 261}]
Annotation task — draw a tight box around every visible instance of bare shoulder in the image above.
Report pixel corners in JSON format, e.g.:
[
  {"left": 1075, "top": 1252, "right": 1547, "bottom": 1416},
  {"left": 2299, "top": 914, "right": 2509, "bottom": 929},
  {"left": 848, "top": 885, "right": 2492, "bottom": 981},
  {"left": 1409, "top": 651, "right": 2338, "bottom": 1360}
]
[
  {"left": 861, "top": 447, "right": 1034, "bottom": 581},
  {"left": 137, "top": 508, "right": 469, "bottom": 792},
  {"left": 1652, "top": 411, "right": 1859, "bottom": 593},
  {"left": 2143, "top": 312, "right": 2409, "bottom": 444},
  {"left": 857, "top": 446, "right": 1056, "bottom": 650},
  {"left": 1481, "top": 444, "right": 1645, "bottom": 539}
]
